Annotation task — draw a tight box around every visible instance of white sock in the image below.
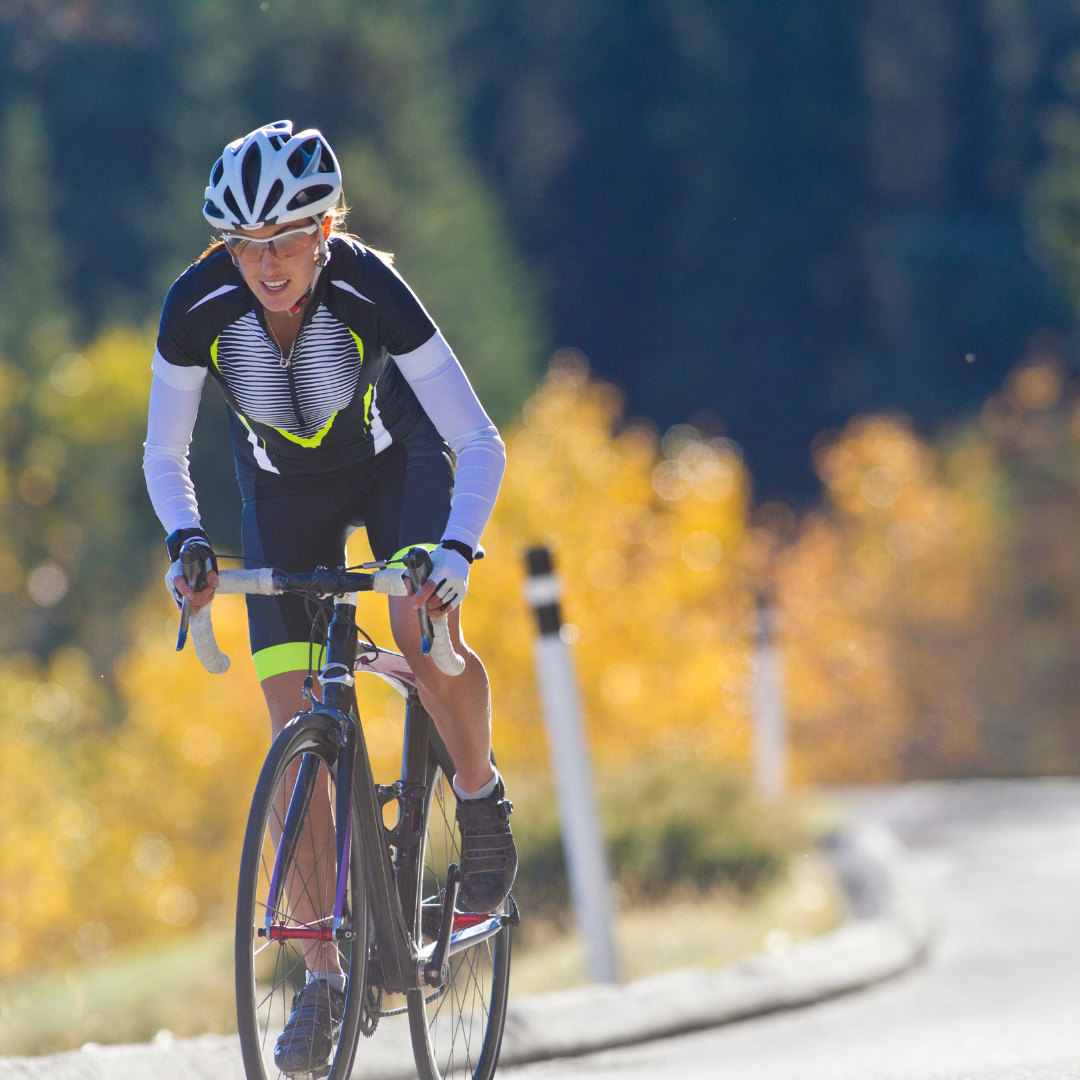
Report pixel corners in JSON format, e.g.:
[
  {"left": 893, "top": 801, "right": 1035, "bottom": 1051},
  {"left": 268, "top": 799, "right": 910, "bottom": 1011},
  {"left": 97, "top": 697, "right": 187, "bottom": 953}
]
[
  {"left": 307, "top": 970, "right": 346, "bottom": 991},
  {"left": 453, "top": 768, "right": 500, "bottom": 802}
]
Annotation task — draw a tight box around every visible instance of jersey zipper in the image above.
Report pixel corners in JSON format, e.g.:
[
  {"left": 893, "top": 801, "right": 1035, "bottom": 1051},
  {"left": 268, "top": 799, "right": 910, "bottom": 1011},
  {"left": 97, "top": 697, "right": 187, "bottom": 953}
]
[
  {"left": 283, "top": 324, "right": 306, "bottom": 432},
  {"left": 260, "top": 308, "right": 311, "bottom": 434}
]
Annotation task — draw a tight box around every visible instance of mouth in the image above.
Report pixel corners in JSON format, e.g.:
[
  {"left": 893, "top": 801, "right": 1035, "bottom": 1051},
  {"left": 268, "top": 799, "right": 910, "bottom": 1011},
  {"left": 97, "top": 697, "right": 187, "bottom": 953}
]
[{"left": 260, "top": 278, "right": 290, "bottom": 295}]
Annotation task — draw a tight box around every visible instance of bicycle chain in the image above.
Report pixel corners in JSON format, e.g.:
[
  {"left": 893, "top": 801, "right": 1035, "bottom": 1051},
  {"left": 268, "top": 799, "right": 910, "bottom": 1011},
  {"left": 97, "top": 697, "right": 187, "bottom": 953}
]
[{"left": 377, "top": 984, "right": 447, "bottom": 1017}]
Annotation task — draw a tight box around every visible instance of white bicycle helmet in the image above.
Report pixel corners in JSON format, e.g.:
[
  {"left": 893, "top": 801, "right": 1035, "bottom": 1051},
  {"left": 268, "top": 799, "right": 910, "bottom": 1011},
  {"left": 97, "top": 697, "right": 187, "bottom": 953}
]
[{"left": 203, "top": 120, "right": 342, "bottom": 230}]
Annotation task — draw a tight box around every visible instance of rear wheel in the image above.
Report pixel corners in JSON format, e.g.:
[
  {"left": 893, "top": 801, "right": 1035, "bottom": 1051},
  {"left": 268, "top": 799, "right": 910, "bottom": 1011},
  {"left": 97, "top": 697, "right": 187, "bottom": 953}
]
[
  {"left": 236, "top": 713, "right": 367, "bottom": 1080},
  {"left": 408, "top": 762, "right": 512, "bottom": 1080}
]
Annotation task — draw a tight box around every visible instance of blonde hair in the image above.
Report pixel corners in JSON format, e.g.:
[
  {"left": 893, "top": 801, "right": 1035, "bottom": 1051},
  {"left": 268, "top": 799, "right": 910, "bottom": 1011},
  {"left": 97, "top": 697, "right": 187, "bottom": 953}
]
[{"left": 196, "top": 199, "right": 392, "bottom": 264}]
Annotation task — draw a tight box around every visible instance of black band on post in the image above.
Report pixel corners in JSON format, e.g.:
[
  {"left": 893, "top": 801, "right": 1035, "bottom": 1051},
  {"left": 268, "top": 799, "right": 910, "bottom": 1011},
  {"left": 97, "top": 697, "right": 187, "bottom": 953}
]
[{"left": 524, "top": 545, "right": 563, "bottom": 638}]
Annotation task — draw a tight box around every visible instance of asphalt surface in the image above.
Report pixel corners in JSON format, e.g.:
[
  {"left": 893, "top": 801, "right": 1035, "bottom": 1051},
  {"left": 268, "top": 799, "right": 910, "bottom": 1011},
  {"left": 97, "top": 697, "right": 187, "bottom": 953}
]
[{"left": 502, "top": 780, "right": 1080, "bottom": 1080}]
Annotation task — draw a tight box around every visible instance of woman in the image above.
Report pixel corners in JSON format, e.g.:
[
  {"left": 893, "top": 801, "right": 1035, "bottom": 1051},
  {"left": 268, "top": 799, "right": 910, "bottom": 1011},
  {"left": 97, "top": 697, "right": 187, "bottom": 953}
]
[{"left": 143, "top": 120, "right": 516, "bottom": 1075}]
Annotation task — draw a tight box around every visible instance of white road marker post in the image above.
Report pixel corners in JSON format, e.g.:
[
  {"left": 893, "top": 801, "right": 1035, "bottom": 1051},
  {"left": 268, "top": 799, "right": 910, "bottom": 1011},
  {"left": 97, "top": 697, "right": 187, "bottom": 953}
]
[
  {"left": 524, "top": 546, "right": 619, "bottom": 984},
  {"left": 752, "top": 596, "right": 787, "bottom": 802}
]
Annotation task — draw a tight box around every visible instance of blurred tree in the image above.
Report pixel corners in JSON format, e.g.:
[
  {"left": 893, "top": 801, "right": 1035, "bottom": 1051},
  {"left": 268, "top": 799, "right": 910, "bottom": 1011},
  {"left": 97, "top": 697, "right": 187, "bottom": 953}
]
[{"left": 449, "top": 0, "right": 1077, "bottom": 501}]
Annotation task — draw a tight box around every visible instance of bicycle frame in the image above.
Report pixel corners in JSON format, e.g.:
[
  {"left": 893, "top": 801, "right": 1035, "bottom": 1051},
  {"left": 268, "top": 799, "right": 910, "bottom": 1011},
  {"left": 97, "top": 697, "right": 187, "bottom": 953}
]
[{"left": 262, "top": 593, "right": 506, "bottom": 997}]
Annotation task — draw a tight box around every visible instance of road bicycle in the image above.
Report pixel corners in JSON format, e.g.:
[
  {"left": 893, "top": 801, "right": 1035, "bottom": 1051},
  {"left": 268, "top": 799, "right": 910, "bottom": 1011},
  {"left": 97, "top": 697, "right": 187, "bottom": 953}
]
[{"left": 176, "top": 544, "right": 516, "bottom": 1080}]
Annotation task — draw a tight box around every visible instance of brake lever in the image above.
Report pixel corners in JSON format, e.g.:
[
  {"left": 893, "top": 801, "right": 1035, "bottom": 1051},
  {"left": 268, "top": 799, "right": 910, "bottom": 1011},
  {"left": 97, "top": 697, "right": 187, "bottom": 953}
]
[
  {"left": 176, "top": 596, "right": 192, "bottom": 652},
  {"left": 176, "top": 539, "right": 213, "bottom": 653},
  {"left": 402, "top": 547, "right": 435, "bottom": 657}
]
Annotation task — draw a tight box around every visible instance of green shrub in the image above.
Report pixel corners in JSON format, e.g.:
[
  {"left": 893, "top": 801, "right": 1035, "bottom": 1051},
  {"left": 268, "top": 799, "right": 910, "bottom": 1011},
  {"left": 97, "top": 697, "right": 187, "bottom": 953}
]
[{"left": 508, "top": 760, "right": 797, "bottom": 920}]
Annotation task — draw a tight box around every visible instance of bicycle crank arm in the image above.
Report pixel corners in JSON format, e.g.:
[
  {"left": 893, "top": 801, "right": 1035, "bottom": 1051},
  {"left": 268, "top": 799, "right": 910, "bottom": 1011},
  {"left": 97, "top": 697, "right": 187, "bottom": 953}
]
[
  {"left": 417, "top": 911, "right": 505, "bottom": 966},
  {"left": 422, "top": 863, "right": 460, "bottom": 987}
]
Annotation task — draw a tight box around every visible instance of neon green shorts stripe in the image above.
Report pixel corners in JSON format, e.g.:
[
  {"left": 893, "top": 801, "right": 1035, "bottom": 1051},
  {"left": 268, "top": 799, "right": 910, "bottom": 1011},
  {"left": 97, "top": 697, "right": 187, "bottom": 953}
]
[{"left": 252, "top": 641, "right": 326, "bottom": 681}]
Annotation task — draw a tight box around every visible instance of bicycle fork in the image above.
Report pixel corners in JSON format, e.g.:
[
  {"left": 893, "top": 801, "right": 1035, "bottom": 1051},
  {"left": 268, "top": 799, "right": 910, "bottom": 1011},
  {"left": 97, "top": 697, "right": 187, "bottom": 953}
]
[{"left": 261, "top": 732, "right": 356, "bottom": 945}]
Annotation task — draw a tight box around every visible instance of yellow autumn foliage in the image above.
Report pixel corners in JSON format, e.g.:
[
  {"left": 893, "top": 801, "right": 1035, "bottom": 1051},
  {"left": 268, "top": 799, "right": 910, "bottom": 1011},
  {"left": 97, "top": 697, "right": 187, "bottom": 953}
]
[
  {"left": 776, "top": 415, "right": 995, "bottom": 782},
  {"left": 0, "top": 353, "right": 760, "bottom": 978},
  {"left": 354, "top": 353, "right": 755, "bottom": 775},
  {"left": 0, "top": 597, "right": 266, "bottom": 977},
  {"left": 8, "top": 339, "right": 1077, "bottom": 981}
]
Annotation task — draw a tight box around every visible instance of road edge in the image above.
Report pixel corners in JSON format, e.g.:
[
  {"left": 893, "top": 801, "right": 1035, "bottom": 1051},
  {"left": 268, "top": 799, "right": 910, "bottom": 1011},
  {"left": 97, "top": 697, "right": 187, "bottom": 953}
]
[
  {"left": 0, "top": 817, "right": 930, "bottom": 1078},
  {"left": 495, "top": 816, "right": 932, "bottom": 1066}
]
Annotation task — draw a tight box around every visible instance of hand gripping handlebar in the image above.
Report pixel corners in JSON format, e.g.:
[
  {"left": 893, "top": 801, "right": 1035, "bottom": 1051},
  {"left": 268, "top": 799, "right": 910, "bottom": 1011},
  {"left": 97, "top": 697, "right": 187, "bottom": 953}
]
[
  {"left": 179, "top": 560, "right": 466, "bottom": 677},
  {"left": 402, "top": 548, "right": 467, "bottom": 677}
]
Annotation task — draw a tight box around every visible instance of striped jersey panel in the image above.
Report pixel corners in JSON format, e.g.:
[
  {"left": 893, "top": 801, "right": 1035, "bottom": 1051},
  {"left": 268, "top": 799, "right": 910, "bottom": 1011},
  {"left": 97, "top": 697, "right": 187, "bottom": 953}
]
[{"left": 213, "top": 305, "right": 363, "bottom": 439}]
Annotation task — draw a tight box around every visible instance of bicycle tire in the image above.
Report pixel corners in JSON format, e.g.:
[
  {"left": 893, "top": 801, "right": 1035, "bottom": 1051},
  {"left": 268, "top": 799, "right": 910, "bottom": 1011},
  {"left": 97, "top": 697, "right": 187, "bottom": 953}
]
[
  {"left": 407, "top": 736, "right": 512, "bottom": 1080},
  {"left": 236, "top": 712, "right": 368, "bottom": 1080}
]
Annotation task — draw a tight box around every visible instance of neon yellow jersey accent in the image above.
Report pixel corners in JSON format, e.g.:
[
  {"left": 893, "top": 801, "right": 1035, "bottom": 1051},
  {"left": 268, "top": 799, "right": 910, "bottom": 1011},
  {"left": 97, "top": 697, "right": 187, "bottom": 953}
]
[
  {"left": 363, "top": 383, "right": 374, "bottom": 430},
  {"left": 209, "top": 336, "right": 220, "bottom": 371},
  {"left": 350, "top": 330, "right": 365, "bottom": 365},
  {"left": 271, "top": 410, "right": 339, "bottom": 448},
  {"left": 252, "top": 641, "right": 326, "bottom": 681}
]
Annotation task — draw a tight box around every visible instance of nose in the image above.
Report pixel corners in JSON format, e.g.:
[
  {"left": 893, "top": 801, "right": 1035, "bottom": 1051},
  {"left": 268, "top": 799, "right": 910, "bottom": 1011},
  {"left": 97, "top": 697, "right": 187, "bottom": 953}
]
[{"left": 259, "top": 245, "right": 280, "bottom": 275}]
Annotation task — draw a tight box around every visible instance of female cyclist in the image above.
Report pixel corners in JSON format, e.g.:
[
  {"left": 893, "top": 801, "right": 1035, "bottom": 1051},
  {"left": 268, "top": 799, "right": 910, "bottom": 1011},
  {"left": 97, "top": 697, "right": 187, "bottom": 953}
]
[{"left": 142, "top": 120, "right": 516, "bottom": 1076}]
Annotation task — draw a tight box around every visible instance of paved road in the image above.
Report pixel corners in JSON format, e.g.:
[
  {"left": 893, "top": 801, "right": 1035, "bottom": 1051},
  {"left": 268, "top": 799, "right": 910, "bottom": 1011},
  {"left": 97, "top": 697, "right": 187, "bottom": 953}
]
[{"left": 503, "top": 780, "right": 1080, "bottom": 1080}]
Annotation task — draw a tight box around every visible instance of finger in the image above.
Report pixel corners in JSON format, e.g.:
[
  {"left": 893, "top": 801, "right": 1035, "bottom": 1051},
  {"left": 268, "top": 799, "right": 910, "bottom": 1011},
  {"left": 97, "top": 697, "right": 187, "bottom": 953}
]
[
  {"left": 412, "top": 579, "right": 437, "bottom": 610},
  {"left": 175, "top": 576, "right": 194, "bottom": 601},
  {"left": 206, "top": 570, "right": 220, "bottom": 589}
]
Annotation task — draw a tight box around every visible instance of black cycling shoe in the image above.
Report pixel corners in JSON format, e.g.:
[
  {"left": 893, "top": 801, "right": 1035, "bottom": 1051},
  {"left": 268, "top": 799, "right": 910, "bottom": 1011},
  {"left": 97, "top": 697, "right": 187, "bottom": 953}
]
[
  {"left": 455, "top": 778, "right": 518, "bottom": 914},
  {"left": 273, "top": 978, "right": 346, "bottom": 1078}
]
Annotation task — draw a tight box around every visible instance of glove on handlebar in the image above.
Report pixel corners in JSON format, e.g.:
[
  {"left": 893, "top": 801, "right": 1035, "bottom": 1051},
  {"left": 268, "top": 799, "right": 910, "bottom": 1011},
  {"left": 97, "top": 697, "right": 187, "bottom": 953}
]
[
  {"left": 164, "top": 528, "right": 217, "bottom": 608},
  {"left": 371, "top": 543, "right": 470, "bottom": 610},
  {"left": 427, "top": 544, "right": 470, "bottom": 610}
]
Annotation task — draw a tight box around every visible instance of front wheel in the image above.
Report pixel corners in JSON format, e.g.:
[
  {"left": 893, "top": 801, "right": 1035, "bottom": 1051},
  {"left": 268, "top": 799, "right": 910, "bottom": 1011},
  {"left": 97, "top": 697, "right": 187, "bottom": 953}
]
[
  {"left": 408, "top": 764, "right": 512, "bottom": 1080},
  {"left": 236, "top": 712, "right": 367, "bottom": 1080}
]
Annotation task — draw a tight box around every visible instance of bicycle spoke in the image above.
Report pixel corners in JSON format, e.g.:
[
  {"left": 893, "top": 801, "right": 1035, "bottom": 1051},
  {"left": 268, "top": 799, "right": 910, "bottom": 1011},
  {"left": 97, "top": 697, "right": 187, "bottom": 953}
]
[{"left": 409, "top": 766, "right": 509, "bottom": 1080}]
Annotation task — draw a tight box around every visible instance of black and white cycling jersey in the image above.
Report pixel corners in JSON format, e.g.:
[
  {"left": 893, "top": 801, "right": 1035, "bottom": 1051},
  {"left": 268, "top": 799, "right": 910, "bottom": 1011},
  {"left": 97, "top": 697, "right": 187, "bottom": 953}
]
[{"left": 144, "top": 236, "right": 505, "bottom": 556}]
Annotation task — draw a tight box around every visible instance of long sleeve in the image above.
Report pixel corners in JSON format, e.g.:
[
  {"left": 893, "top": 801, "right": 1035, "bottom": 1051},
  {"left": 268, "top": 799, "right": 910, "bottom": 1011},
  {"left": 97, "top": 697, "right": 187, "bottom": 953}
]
[
  {"left": 391, "top": 332, "right": 506, "bottom": 553},
  {"left": 143, "top": 364, "right": 206, "bottom": 534}
]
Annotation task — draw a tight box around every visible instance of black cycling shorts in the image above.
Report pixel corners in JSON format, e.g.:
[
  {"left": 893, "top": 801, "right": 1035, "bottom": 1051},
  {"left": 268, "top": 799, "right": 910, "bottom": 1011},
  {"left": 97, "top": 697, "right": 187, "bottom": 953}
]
[{"left": 237, "top": 417, "right": 454, "bottom": 680}]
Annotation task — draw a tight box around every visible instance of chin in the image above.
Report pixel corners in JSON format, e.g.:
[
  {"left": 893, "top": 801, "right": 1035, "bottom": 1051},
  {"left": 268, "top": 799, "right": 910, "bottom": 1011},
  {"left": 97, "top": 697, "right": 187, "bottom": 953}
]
[
  {"left": 261, "top": 295, "right": 299, "bottom": 312},
  {"left": 258, "top": 286, "right": 302, "bottom": 311}
]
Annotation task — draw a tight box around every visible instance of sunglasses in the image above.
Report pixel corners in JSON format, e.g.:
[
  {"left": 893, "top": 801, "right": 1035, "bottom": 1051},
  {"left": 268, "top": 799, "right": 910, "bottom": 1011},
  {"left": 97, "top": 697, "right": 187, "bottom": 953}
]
[{"left": 222, "top": 222, "right": 320, "bottom": 262}]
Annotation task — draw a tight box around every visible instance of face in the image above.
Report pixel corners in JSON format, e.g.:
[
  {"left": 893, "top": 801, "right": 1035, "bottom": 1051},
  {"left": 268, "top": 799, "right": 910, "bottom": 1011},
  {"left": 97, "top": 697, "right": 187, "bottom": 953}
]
[{"left": 227, "top": 219, "right": 322, "bottom": 313}]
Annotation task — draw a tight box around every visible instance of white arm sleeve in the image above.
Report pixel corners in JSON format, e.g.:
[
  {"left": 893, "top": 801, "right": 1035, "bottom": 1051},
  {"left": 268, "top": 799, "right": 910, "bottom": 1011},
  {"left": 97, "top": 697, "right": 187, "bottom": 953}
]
[
  {"left": 143, "top": 357, "right": 207, "bottom": 534},
  {"left": 391, "top": 332, "right": 506, "bottom": 553}
]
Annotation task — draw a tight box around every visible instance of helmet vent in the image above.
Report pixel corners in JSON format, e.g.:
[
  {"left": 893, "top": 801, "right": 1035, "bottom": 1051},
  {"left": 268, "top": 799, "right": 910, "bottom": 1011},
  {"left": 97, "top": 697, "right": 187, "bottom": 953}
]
[
  {"left": 287, "top": 184, "right": 333, "bottom": 211},
  {"left": 241, "top": 144, "right": 262, "bottom": 211},
  {"left": 222, "top": 187, "right": 245, "bottom": 224},
  {"left": 211, "top": 158, "right": 224, "bottom": 186},
  {"left": 258, "top": 179, "right": 284, "bottom": 222},
  {"left": 288, "top": 137, "right": 321, "bottom": 178},
  {"left": 204, "top": 199, "right": 225, "bottom": 220}
]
